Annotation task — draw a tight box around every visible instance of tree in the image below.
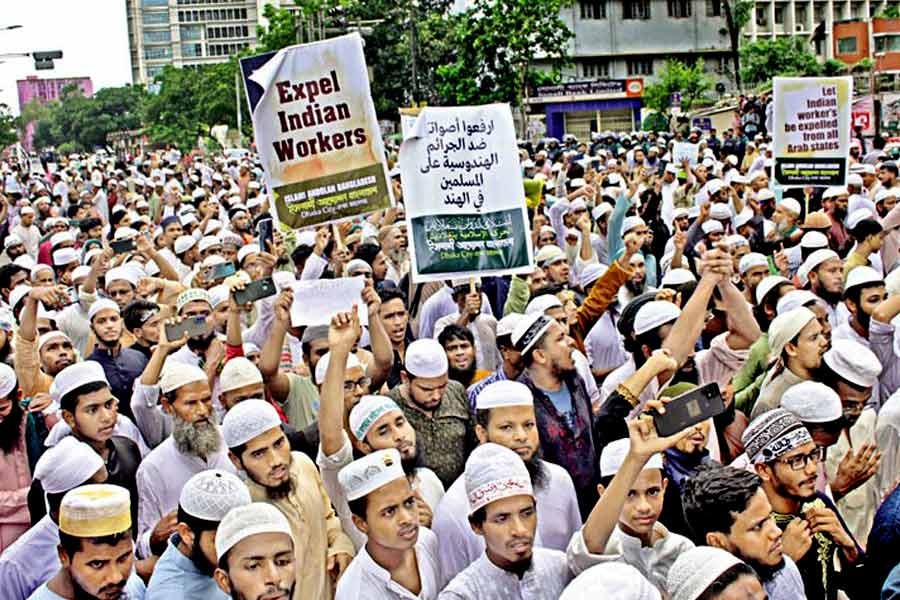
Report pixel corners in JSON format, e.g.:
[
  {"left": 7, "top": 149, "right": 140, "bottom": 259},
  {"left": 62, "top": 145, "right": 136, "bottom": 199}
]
[
  {"left": 434, "top": 0, "right": 573, "bottom": 130},
  {"left": 718, "top": 0, "right": 753, "bottom": 89},
  {"left": 879, "top": 5, "right": 900, "bottom": 18},
  {"left": 0, "top": 104, "right": 18, "bottom": 150},
  {"left": 740, "top": 37, "right": 822, "bottom": 87},
  {"left": 643, "top": 59, "right": 713, "bottom": 128}
]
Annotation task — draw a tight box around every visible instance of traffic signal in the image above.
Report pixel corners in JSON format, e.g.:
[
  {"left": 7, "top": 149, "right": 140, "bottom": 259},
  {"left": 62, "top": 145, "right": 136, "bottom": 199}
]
[
  {"left": 32, "top": 51, "right": 63, "bottom": 61},
  {"left": 34, "top": 59, "right": 54, "bottom": 70}
]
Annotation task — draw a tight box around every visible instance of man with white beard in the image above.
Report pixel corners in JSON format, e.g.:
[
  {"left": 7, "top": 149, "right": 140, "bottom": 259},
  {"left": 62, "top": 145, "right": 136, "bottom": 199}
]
[{"left": 134, "top": 362, "right": 236, "bottom": 560}]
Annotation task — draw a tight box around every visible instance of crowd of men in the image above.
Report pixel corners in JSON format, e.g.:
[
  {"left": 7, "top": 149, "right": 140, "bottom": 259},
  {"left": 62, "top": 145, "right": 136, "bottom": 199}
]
[{"left": 0, "top": 124, "right": 899, "bottom": 600}]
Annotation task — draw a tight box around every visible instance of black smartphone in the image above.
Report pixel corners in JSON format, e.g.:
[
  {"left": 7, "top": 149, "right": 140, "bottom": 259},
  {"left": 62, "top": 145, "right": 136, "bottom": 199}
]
[
  {"left": 234, "top": 277, "right": 276, "bottom": 304},
  {"left": 66, "top": 287, "right": 79, "bottom": 306},
  {"left": 652, "top": 382, "right": 725, "bottom": 437},
  {"left": 165, "top": 316, "right": 209, "bottom": 341},
  {"left": 257, "top": 218, "right": 274, "bottom": 253},
  {"left": 110, "top": 238, "right": 136, "bottom": 254},
  {"left": 206, "top": 261, "right": 236, "bottom": 282}
]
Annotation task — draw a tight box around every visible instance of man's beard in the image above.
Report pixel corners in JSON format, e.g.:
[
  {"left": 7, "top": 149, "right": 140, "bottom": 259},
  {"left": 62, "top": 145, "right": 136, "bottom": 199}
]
[
  {"left": 0, "top": 400, "right": 24, "bottom": 453},
  {"left": 448, "top": 361, "right": 477, "bottom": 387},
  {"left": 264, "top": 476, "right": 294, "bottom": 500},
  {"left": 857, "top": 310, "right": 872, "bottom": 331},
  {"left": 401, "top": 437, "right": 426, "bottom": 478},
  {"left": 388, "top": 247, "right": 408, "bottom": 265},
  {"left": 834, "top": 207, "right": 847, "bottom": 220},
  {"left": 813, "top": 285, "right": 842, "bottom": 306},
  {"left": 742, "top": 555, "right": 785, "bottom": 583},
  {"left": 228, "top": 576, "right": 294, "bottom": 600},
  {"left": 523, "top": 450, "right": 549, "bottom": 490},
  {"left": 190, "top": 534, "right": 217, "bottom": 577},
  {"left": 173, "top": 416, "right": 221, "bottom": 457},
  {"left": 72, "top": 572, "right": 128, "bottom": 600},
  {"left": 187, "top": 332, "right": 215, "bottom": 353},
  {"left": 625, "top": 278, "right": 644, "bottom": 295},
  {"left": 673, "top": 356, "right": 699, "bottom": 385}
]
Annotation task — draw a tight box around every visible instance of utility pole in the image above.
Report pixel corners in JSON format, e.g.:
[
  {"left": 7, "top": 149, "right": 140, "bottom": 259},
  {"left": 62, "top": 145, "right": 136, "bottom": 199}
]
[
  {"left": 410, "top": 2, "right": 420, "bottom": 104},
  {"left": 235, "top": 69, "right": 242, "bottom": 147}
]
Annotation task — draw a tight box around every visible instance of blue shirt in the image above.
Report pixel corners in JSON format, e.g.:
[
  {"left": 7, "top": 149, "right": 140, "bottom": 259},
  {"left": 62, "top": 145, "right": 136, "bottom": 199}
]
[
  {"left": 466, "top": 368, "right": 508, "bottom": 412},
  {"left": 146, "top": 535, "right": 227, "bottom": 600},
  {"left": 28, "top": 573, "right": 145, "bottom": 600},
  {"left": 87, "top": 346, "right": 149, "bottom": 422},
  {"left": 884, "top": 562, "right": 900, "bottom": 599}
]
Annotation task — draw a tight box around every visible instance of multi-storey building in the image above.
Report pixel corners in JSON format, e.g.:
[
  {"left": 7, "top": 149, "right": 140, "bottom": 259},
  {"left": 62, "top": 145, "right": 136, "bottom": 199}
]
[{"left": 16, "top": 76, "right": 94, "bottom": 151}]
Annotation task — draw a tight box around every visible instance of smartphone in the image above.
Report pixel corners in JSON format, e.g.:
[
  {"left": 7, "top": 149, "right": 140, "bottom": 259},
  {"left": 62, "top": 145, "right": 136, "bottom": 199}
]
[
  {"left": 205, "top": 261, "right": 236, "bottom": 282},
  {"left": 165, "top": 316, "right": 209, "bottom": 341},
  {"left": 257, "top": 218, "right": 274, "bottom": 253},
  {"left": 652, "top": 382, "right": 725, "bottom": 437},
  {"left": 234, "top": 277, "right": 276, "bottom": 304},
  {"left": 110, "top": 238, "right": 136, "bottom": 254},
  {"left": 66, "top": 287, "right": 79, "bottom": 306}
]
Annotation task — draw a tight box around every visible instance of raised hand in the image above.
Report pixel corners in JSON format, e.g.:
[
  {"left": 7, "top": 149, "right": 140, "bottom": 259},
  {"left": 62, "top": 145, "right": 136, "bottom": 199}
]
[{"left": 328, "top": 309, "right": 361, "bottom": 354}]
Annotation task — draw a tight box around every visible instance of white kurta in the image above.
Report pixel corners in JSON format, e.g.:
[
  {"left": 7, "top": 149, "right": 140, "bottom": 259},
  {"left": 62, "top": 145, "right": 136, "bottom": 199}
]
[
  {"left": 431, "top": 460, "right": 581, "bottom": 584},
  {"left": 0, "top": 515, "right": 59, "bottom": 600},
  {"left": 438, "top": 548, "right": 571, "bottom": 600},
  {"left": 134, "top": 431, "right": 235, "bottom": 558},
  {"left": 825, "top": 409, "right": 879, "bottom": 543},
  {"left": 335, "top": 527, "right": 441, "bottom": 600},
  {"left": 565, "top": 522, "right": 694, "bottom": 591}
]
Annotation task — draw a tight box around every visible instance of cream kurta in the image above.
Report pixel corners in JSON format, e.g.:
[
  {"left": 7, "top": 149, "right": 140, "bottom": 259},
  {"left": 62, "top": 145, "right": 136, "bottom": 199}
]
[
  {"left": 438, "top": 547, "right": 571, "bottom": 600},
  {"left": 245, "top": 451, "right": 355, "bottom": 600},
  {"left": 824, "top": 409, "right": 879, "bottom": 543}
]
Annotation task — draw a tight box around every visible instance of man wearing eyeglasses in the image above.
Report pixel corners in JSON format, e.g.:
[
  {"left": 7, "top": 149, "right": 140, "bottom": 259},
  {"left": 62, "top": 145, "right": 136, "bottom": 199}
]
[{"left": 743, "top": 408, "right": 864, "bottom": 600}]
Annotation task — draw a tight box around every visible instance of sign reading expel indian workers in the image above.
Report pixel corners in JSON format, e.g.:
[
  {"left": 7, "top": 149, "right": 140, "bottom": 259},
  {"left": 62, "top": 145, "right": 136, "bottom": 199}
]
[{"left": 240, "top": 33, "right": 393, "bottom": 230}]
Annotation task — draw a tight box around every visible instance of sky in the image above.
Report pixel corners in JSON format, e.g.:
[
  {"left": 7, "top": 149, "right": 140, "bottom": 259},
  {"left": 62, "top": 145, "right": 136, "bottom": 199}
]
[{"left": 0, "top": 0, "right": 132, "bottom": 115}]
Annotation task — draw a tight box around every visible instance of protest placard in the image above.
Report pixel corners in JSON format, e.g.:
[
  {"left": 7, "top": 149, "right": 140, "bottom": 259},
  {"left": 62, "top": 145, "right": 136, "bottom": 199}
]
[
  {"left": 240, "top": 33, "right": 393, "bottom": 231},
  {"left": 399, "top": 104, "right": 534, "bottom": 282},
  {"left": 772, "top": 76, "right": 852, "bottom": 186},
  {"left": 290, "top": 276, "right": 369, "bottom": 327},
  {"left": 672, "top": 142, "right": 699, "bottom": 166}
]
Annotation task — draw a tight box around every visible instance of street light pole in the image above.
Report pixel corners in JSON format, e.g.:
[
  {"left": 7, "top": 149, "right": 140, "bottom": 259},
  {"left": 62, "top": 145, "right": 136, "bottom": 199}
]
[{"left": 409, "top": 2, "right": 419, "bottom": 104}]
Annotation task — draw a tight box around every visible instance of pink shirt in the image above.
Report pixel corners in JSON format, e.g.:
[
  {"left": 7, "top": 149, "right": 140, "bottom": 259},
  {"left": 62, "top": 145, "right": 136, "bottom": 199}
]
[{"left": 0, "top": 424, "right": 31, "bottom": 555}]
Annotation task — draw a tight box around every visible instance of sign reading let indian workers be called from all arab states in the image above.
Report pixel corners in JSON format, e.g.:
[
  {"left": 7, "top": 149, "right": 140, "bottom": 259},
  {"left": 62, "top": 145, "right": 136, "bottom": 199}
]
[
  {"left": 772, "top": 76, "right": 852, "bottom": 187},
  {"left": 240, "top": 33, "right": 393, "bottom": 230},
  {"left": 399, "top": 104, "right": 535, "bottom": 282}
]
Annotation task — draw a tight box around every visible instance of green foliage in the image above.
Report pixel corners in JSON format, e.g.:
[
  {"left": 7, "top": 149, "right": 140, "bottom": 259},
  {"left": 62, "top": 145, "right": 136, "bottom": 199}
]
[
  {"left": 729, "top": 0, "right": 753, "bottom": 29},
  {"left": 740, "top": 37, "right": 822, "bottom": 86},
  {"left": 642, "top": 111, "right": 669, "bottom": 133},
  {"left": 434, "top": 0, "right": 573, "bottom": 108},
  {"left": 0, "top": 104, "right": 18, "bottom": 150},
  {"left": 879, "top": 5, "right": 900, "bottom": 18},
  {"left": 853, "top": 57, "right": 874, "bottom": 71},
  {"left": 643, "top": 59, "right": 713, "bottom": 115},
  {"left": 257, "top": 4, "right": 302, "bottom": 52},
  {"left": 30, "top": 84, "right": 146, "bottom": 152},
  {"left": 822, "top": 59, "right": 849, "bottom": 75}
]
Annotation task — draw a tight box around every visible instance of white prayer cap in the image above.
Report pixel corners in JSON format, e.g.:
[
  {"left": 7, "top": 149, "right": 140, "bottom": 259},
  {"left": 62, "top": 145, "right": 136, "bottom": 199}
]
[
  {"left": 20, "top": 206, "right": 34, "bottom": 216},
  {"left": 600, "top": 437, "right": 663, "bottom": 477},
  {"left": 630, "top": 253, "right": 645, "bottom": 265},
  {"left": 476, "top": 380, "right": 533, "bottom": 411},
  {"left": 783, "top": 381, "right": 842, "bottom": 423},
  {"left": 346, "top": 258, "right": 372, "bottom": 275},
  {"left": 404, "top": 339, "right": 448, "bottom": 378},
  {"left": 875, "top": 187, "right": 897, "bottom": 203},
  {"left": 113, "top": 227, "right": 138, "bottom": 241},
  {"left": 496, "top": 313, "right": 524, "bottom": 338},
  {"left": 208, "top": 284, "right": 230, "bottom": 308},
  {"left": 59, "top": 484, "right": 131, "bottom": 537},
  {"left": 706, "top": 179, "right": 725, "bottom": 196},
  {"left": 242, "top": 342, "right": 260, "bottom": 355},
  {"left": 512, "top": 312, "right": 553, "bottom": 354},
  {"left": 349, "top": 395, "right": 402, "bottom": 441},
  {"left": 738, "top": 252, "right": 768, "bottom": 276},
  {"left": 3, "top": 233, "right": 22, "bottom": 249},
  {"left": 726, "top": 234, "right": 749, "bottom": 248},
  {"left": 823, "top": 186, "right": 848, "bottom": 200},
  {"left": 222, "top": 399, "right": 281, "bottom": 449},
  {"left": 848, "top": 194, "right": 877, "bottom": 216},
  {"left": 734, "top": 208, "right": 754, "bottom": 229},
  {"left": 159, "top": 361, "right": 207, "bottom": 394},
  {"left": 180, "top": 469, "right": 251, "bottom": 522},
  {"left": 30, "top": 263, "right": 53, "bottom": 278},
  {"left": 755, "top": 275, "right": 790, "bottom": 304},
  {"left": 220, "top": 357, "right": 263, "bottom": 393},
  {"left": 525, "top": 294, "right": 563, "bottom": 315},
  {"left": 579, "top": 263, "right": 608, "bottom": 289},
  {"left": 176, "top": 288, "right": 212, "bottom": 313},
  {"left": 768, "top": 307, "right": 817, "bottom": 357},
  {"left": 776, "top": 290, "right": 819, "bottom": 315},
  {"left": 0, "top": 363, "right": 15, "bottom": 398},
  {"left": 450, "top": 276, "right": 480, "bottom": 289},
  {"left": 174, "top": 235, "right": 197, "bottom": 255},
  {"left": 237, "top": 243, "right": 260, "bottom": 265},
  {"left": 561, "top": 562, "right": 661, "bottom": 600},
  {"left": 296, "top": 230, "right": 316, "bottom": 247},
  {"left": 51, "top": 361, "right": 108, "bottom": 403},
  {"left": 779, "top": 197, "right": 802, "bottom": 216},
  {"left": 339, "top": 448, "right": 406, "bottom": 501},
  {"left": 845, "top": 265, "right": 884, "bottom": 294},
  {"left": 568, "top": 197, "right": 587, "bottom": 211},
  {"left": 661, "top": 268, "right": 696, "bottom": 286},
  {"left": 535, "top": 244, "right": 566, "bottom": 267},
  {"left": 464, "top": 443, "right": 533, "bottom": 515},
  {"left": 13, "top": 255, "right": 35, "bottom": 270},
  {"left": 87, "top": 298, "right": 119, "bottom": 322},
  {"left": 205, "top": 219, "right": 223, "bottom": 235},
  {"left": 215, "top": 502, "right": 294, "bottom": 561},
  {"left": 824, "top": 339, "right": 882, "bottom": 388},
  {"left": 700, "top": 220, "right": 723, "bottom": 235},
  {"left": 673, "top": 207, "right": 690, "bottom": 220},
  {"left": 667, "top": 546, "right": 744, "bottom": 600},
  {"left": 800, "top": 248, "right": 839, "bottom": 275},
  {"left": 665, "top": 163, "right": 680, "bottom": 175},
  {"left": 52, "top": 248, "right": 79, "bottom": 267},
  {"left": 104, "top": 266, "right": 140, "bottom": 287},
  {"left": 191, "top": 188, "right": 207, "bottom": 199},
  {"left": 314, "top": 351, "right": 363, "bottom": 386},
  {"left": 592, "top": 203, "right": 613, "bottom": 221},
  {"left": 800, "top": 231, "right": 829, "bottom": 250},
  {"left": 38, "top": 330, "right": 70, "bottom": 352},
  {"left": 847, "top": 173, "right": 864, "bottom": 186},
  {"left": 180, "top": 214, "right": 197, "bottom": 228},
  {"left": 756, "top": 189, "right": 775, "bottom": 202},
  {"left": 634, "top": 300, "right": 681, "bottom": 335},
  {"left": 82, "top": 248, "right": 103, "bottom": 266},
  {"left": 622, "top": 216, "right": 646, "bottom": 235},
  {"left": 847, "top": 208, "right": 876, "bottom": 231},
  {"left": 709, "top": 203, "right": 731, "bottom": 221},
  {"left": 33, "top": 436, "right": 105, "bottom": 494},
  {"left": 49, "top": 231, "right": 75, "bottom": 248}
]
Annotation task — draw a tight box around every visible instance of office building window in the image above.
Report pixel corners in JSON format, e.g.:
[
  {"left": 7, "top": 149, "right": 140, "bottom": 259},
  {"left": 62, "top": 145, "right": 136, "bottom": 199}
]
[
  {"left": 755, "top": 6, "right": 768, "bottom": 27},
  {"left": 774, "top": 6, "right": 784, "bottom": 24},
  {"left": 875, "top": 35, "right": 900, "bottom": 53},
  {"left": 667, "top": 0, "right": 691, "bottom": 18},
  {"left": 144, "top": 46, "right": 172, "bottom": 60},
  {"left": 580, "top": 0, "right": 607, "bottom": 19},
  {"left": 142, "top": 29, "right": 172, "bottom": 44},
  {"left": 622, "top": 0, "right": 651, "bottom": 19},
  {"left": 837, "top": 36, "right": 858, "bottom": 54},
  {"left": 706, "top": 0, "right": 721, "bottom": 17},
  {"left": 142, "top": 0, "right": 168, "bottom": 6},
  {"left": 795, "top": 7, "right": 807, "bottom": 27},
  {"left": 143, "top": 11, "right": 170, "bottom": 25},
  {"left": 581, "top": 59, "right": 610, "bottom": 78},
  {"left": 147, "top": 66, "right": 165, "bottom": 80},
  {"left": 182, "top": 43, "right": 203, "bottom": 58},
  {"left": 181, "top": 25, "right": 202, "bottom": 40},
  {"left": 626, "top": 58, "right": 653, "bottom": 75}
]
